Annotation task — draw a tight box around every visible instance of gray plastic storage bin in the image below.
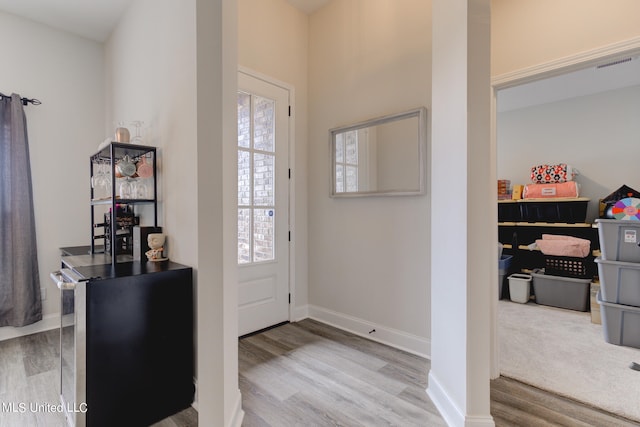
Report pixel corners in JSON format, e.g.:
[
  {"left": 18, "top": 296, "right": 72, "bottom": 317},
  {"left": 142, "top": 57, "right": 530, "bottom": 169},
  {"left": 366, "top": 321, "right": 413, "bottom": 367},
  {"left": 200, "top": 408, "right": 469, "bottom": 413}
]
[
  {"left": 597, "top": 290, "right": 640, "bottom": 349},
  {"left": 498, "top": 255, "right": 513, "bottom": 299},
  {"left": 531, "top": 269, "right": 590, "bottom": 311},
  {"left": 595, "top": 257, "right": 640, "bottom": 306},
  {"left": 596, "top": 219, "right": 640, "bottom": 262}
]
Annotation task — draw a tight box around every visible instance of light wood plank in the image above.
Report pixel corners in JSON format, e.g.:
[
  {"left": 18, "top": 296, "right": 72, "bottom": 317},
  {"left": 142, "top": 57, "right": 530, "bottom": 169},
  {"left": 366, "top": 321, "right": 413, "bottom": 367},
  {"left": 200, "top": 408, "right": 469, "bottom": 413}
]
[
  {"left": 491, "top": 376, "right": 640, "bottom": 427},
  {"left": 2, "top": 321, "right": 639, "bottom": 427},
  {"left": 240, "top": 320, "right": 446, "bottom": 427}
]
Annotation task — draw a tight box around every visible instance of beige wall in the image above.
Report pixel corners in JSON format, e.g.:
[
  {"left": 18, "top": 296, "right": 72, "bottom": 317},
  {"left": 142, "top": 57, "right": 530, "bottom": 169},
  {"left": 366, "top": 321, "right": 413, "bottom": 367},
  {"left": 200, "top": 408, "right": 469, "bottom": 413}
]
[
  {"left": 105, "top": 0, "right": 198, "bottom": 264},
  {"left": 238, "top": 0, "right": 310, "bottom": 313},
  {"left": 0, "top": 11, "right": 104, "bottom": 339},
  {"left": 105, "top": 1, "right": 240, "bottom": 425},
  {"left": 307, "top": 0, "right": 432, "bottom": 351},
  {"left": 492, "top": 0, "right": 640, "bottom": 76},
  {"left": 498, "top": 85, "right": 640, "bottom": 222}
]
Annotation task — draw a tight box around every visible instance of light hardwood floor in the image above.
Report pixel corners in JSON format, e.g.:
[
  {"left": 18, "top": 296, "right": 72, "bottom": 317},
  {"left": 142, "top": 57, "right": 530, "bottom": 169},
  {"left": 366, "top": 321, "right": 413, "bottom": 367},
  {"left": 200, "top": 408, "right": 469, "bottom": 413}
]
[
  {"left": 241, "top": 319, "right": 639, "bottom": 427},
  {"left": 239, "top": 319, "right": 446, "bottom": 426},
  {"left": 1, "top": 320, "right": 638, "bottom": 426}
]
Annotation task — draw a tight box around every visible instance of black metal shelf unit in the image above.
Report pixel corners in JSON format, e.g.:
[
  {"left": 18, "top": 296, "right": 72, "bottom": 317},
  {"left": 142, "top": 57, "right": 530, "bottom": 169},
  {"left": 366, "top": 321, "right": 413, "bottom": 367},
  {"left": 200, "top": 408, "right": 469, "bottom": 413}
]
[
  {"left": 90, "top": 142, "right": 157, "bottom": 267},
  {"left": 498, "top": 221, "right": 599, "bottom": 278}
]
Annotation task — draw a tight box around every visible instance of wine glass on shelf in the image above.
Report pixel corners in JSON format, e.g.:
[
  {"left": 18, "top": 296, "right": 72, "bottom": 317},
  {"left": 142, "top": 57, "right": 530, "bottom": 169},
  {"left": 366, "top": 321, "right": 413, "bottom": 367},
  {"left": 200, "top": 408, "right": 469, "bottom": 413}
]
[
  {"left": 134, "top": 179, "right": 148, "bottom": 199},
  {"left": 130, "top": 121, "right": 144, "bottom": 144},
  {"left": 91, "top": 160, "right": 112, "bottom": 199},
  {"left": 103, "top": 162, "right": 112, "bottom": 195},
  {"left": 119, "top": 178, "right": 133, "bottom": 199},
  {"left": 91, "top": 161, "right": 101, "bottom": 190}
]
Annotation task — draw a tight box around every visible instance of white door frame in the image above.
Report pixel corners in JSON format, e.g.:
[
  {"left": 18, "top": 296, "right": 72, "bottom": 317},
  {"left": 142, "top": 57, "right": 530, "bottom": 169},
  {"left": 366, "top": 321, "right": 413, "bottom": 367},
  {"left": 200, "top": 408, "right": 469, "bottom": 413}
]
[
  {"left": 238, "top": 66, "right": 297, "bottom": 325},
  {"left": 489, "top": 36, "right": 640, "bottom": 378}
]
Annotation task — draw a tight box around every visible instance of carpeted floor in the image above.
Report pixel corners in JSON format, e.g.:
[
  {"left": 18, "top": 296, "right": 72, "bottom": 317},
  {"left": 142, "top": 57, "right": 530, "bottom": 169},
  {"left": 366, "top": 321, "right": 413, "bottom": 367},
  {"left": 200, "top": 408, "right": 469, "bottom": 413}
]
[{"left": 499, "top": 299, "right": 640, "bottom": 423}]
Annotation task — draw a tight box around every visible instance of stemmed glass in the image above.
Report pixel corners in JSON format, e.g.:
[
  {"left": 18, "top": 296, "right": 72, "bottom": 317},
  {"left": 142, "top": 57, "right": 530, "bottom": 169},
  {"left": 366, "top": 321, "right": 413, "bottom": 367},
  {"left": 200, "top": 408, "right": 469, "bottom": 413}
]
[
  {"left": 133, "top": 180, "right": 149, "bottom": 199},
  {"left": 130, "top": 121, "right": 144, "bottom": 144},
  {"left": 91, "top": 159, "right": 112, "bottom": 198},
  {"left": 119, "top": 178, "right": 133, "bottom": 199}
]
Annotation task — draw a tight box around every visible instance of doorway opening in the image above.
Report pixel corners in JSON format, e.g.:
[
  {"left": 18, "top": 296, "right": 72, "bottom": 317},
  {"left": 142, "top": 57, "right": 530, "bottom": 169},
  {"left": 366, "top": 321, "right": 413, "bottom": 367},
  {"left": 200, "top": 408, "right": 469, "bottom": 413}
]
[
  {"left": 492, "top": 41, "right": 640, "bottom": 422},
  {"left": 237, "top": 70, "right": 292, "bottom": 337}
]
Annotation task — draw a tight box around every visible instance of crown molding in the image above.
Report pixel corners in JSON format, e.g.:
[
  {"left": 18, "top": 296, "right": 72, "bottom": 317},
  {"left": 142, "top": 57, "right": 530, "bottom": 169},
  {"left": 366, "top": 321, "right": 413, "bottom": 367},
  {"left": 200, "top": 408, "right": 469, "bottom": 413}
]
[{"left": 492, "top": 36, "right": 640, "bottom": 89}]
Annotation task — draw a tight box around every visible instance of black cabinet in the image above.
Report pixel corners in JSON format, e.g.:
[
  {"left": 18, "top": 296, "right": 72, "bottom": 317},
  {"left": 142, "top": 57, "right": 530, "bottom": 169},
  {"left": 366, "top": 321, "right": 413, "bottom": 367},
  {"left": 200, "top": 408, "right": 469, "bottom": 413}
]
[
  {"left": 85, "top": 265, "right": 193, "bottom": 426},
  {"left": 61, "top": 259, "right": 194, "bottom": 427},
  {"left": 498, "top": 198, "right": 589, "bottom": 223}
]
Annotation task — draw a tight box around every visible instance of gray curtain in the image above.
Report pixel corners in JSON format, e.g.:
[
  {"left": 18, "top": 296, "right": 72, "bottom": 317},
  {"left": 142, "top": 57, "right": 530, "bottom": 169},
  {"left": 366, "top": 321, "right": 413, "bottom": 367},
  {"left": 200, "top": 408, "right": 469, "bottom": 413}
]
[{"left": 0, "top": 93, "right": 42, "bottom": 327}]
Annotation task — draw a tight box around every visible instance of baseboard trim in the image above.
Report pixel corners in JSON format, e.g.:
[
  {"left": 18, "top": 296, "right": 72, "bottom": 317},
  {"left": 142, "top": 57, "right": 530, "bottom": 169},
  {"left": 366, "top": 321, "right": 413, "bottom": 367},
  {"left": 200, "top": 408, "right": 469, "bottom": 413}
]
[
  {"left": 427, "top": 371, "right": 495, "bottom": 427},
  {"left": 427, "top": 371, "right": 465, "bottom": 427},
  {"left": 192, "top": 383, "right": 244, "bottom": 427},
  {"left": 465, "top": 415, "right": 496, "bottom": 427},
  {"left": 228, "top": 389, "right": 244, "bottom": 427},
  {"left": 291, "top": 304, "right": 309, "bottom": 322},
  {"left": 0, "top": 313, "right": 59, "bottom": 341},
  {"left": 307, "top": 304, "right": 430, "bottom": 359}
]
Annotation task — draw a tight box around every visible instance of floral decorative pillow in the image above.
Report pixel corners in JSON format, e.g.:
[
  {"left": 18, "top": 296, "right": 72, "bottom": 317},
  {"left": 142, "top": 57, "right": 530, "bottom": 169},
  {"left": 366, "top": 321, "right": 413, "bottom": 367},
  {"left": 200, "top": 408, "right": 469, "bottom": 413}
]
[{"left": 530, "top": 164, "right": 575, "bottom": 184}]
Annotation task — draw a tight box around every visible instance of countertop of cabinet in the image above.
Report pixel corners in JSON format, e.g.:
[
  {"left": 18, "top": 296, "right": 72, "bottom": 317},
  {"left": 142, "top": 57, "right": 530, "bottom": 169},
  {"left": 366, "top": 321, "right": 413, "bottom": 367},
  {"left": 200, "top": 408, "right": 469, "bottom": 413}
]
[
  {"left": 72, "top": 260, "right": 190, "bottom": 281},
  {"left": 60, "top": 245, "right": 99, "bottom": 256},
  {"left": 61, "top": 245, "right": 133, "bottom": 269},
  {"left": 60, "top": 245, "right": 190, "bottom": 280}
]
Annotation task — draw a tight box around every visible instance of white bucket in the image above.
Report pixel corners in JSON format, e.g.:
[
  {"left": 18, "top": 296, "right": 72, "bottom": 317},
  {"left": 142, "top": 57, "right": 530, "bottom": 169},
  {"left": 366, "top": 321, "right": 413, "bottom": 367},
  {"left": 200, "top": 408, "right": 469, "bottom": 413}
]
[{"left": 508, "top": 273, "right": 531, "bottom": 304}]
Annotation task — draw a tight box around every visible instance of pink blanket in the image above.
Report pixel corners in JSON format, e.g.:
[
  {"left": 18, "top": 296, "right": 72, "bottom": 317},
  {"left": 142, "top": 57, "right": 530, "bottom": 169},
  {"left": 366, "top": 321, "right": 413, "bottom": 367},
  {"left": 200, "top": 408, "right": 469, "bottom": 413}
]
[
  {"left": 535, "top": 234, "right": 590, "bottom": 257},
  {"left": 523, "top": 181, "right": 579, "bottom": 199}
]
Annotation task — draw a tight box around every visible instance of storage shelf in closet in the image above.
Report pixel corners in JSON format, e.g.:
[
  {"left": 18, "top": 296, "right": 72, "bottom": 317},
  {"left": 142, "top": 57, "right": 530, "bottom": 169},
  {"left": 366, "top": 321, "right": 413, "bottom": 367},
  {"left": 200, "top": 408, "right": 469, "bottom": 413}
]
[
  {"left": 498, "top": 221, "right": 592, "bottom": 227},
  {"left": 498, "top": 218, "right": 600, "bottom": 278}
]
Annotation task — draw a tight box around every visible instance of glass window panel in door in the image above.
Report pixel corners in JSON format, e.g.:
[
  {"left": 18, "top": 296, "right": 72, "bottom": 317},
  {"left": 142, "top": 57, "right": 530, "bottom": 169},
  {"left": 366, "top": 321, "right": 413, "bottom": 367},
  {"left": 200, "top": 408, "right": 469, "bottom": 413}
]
[
  {"left": 238, "top": 208, "right": 251, "bottom": 264},
  {"left": 253, "top": 153, "right": 274, "bottom": 206},
  {"left": 237, "top": 90, "right": 278, "bottom": 264},
  {"left": 238, "top": 150, "right": 251, "bottom": 206},
  {"left": 253, "top": 209, "right": 274, "bottom": 262},
  {"left": 238, "top": 92, "right": 251, "bottom": 148},
  {"left": 253, "top": 96, "right": 275, "bottom": 152}
]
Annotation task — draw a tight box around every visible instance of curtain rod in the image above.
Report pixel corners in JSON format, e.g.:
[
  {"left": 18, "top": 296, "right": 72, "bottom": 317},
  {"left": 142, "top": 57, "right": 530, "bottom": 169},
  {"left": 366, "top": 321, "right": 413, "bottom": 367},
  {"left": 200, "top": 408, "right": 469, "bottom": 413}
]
[{"left": 0, "top": 92, "right": 42, "bottom": 106}]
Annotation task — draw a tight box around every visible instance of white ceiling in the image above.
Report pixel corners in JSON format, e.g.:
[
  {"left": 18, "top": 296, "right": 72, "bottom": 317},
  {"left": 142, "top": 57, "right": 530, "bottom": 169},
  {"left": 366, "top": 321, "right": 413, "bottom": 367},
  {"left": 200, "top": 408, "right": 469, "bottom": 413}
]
[
  {"left": 0, "top": 0, "right": 327, "bottom": 42},
  {"left": 0, "top": 0, "right": 134, "bottom": 42},
  {"left": 1, "top": 0, "right": 638, "bottom": 109}
]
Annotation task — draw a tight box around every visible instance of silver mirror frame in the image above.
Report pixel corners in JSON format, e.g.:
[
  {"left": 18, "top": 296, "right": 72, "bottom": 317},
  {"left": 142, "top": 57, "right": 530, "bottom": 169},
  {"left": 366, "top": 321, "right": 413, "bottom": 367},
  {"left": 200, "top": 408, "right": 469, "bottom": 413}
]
[{"left": 329, "top": 107, "right": 427, "bottom": 197}]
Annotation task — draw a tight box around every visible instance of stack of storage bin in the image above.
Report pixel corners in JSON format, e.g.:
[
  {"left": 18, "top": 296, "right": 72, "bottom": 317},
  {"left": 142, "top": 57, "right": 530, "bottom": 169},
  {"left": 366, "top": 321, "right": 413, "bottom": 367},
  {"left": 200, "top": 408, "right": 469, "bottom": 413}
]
[
  {"left": 531, "top": 268, "right": 591, "bottom": 311},
  {"left": 530, "top": 235, "right": 592, "bottom": 311},
  {"left": 595, "top": 219, "right": 640, "bottom": 349}
]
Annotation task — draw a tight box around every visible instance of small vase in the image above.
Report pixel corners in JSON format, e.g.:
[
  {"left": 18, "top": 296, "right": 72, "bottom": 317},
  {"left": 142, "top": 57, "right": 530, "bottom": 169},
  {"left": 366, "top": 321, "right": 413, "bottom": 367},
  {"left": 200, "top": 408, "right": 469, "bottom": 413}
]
[{"left": 115, "top": 127, "right": 130, "bottom": 143}]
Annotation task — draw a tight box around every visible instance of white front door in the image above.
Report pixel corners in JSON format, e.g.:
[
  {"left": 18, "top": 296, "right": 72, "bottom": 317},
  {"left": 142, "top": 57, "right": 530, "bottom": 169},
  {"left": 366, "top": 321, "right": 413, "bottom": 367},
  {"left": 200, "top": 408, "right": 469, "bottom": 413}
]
[{"left": 237, "top": 71, "right": 290, "bottom": 336}]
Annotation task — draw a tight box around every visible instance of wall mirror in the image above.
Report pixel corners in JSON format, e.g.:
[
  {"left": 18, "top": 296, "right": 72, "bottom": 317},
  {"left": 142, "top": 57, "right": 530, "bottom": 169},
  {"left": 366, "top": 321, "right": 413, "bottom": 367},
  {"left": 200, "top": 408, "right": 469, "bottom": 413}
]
[{"left": 330, "top": 107, "right": 427, "bottom": 197}]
